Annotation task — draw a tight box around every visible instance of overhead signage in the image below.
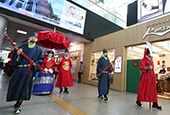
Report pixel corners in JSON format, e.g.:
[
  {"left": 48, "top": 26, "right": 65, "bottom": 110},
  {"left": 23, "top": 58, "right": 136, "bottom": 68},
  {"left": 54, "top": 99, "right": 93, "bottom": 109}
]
[
  {"left": 0, "top": 0, "right": 86, "bottom": 34},
  {"left": 143, "top": 19, "right": 170, "bottom": 39}
]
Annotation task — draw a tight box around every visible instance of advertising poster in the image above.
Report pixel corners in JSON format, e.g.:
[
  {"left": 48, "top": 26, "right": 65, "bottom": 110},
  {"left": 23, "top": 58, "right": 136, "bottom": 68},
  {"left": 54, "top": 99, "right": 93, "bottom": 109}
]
[
  {"left": 138, "top": 0, "right": 163, "bottom": 22},
  {"left": 0, "top": 0, "right": 86, "bottom": 34},
  {"left": 164, "top": 0, "right": 170, "bottom": 14},
  {"left": 114, "top": 56, "right": 122, "bottom": 73}
]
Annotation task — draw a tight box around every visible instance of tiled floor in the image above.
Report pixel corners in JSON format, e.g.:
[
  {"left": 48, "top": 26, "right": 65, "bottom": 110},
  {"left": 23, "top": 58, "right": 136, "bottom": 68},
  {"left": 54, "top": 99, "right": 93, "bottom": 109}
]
[{"left": 0, "top": 70, "right": 170, "bottom": 115}]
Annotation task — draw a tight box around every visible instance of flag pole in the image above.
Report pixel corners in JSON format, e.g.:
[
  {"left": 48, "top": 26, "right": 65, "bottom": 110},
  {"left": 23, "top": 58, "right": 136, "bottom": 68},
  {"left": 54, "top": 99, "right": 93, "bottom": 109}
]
[{"left": 149, "top": 56, "right": 152, "bottom": 110}]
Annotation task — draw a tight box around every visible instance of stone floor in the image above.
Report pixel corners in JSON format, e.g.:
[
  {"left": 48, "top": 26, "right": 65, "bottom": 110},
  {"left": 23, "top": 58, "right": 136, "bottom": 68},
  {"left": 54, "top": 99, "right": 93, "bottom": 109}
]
[{"left": 0, "top": 70, "right": 170, "bottom": 115}]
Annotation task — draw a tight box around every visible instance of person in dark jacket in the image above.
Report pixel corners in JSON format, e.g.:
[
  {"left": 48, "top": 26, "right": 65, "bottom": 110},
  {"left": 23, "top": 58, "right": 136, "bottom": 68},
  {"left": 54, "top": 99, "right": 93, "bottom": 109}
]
[
  {"left": 97, "top": 49, "right": 111, "bottom": 102},
  {"left": 6, "top": 32, "right": 44, "bottom": 114}
]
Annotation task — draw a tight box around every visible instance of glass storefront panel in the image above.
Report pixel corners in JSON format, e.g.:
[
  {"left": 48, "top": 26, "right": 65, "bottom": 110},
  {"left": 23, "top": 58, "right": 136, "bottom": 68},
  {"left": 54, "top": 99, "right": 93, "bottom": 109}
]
[{"left": 90, "top": 49, "right": 115, "bottom": 84}]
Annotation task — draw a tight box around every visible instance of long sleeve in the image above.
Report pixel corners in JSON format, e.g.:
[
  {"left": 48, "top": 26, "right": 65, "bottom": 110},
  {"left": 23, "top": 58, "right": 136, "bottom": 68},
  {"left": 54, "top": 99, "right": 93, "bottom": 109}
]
[
  {"left": 34, "top": 46, "right": 44, "bottom": 67},
  {"left": 97, "top": 58, "right": 103, "bottom": 75},
  {"left": 57, "top": 58, "right": 62, "bottom": 70},
  {"left": 10, "top": 46, "right": 23, "bottom": 67}
]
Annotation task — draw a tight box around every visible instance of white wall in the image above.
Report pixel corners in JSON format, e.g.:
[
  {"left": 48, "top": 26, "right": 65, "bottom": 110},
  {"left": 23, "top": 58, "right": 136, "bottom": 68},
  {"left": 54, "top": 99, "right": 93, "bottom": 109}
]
[{"left": 68, "top": 43, "right": 84, "bottom": 61}]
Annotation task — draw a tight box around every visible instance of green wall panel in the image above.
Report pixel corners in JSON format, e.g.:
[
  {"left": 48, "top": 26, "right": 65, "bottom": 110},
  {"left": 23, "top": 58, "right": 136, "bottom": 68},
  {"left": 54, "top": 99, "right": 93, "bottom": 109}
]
[{"left": 126, "top": 59, "right": 141, "bottom": 93}]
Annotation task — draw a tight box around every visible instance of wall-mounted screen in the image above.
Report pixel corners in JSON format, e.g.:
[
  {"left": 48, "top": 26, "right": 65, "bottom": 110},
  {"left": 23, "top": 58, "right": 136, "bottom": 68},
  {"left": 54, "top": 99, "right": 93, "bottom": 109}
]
[
  {"left": 0, "top": 0, "right": 86, "bottom": 34},
  {"left": 138, "top": 0, "right": 170, "bottom": 23}
]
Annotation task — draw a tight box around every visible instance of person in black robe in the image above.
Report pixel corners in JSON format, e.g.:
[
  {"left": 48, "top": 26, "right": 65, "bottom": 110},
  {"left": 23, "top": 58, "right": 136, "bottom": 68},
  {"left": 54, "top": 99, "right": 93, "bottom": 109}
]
[
  {"left": 6, "top": 32, "right": 44, "bottom": 114},
  {"left": 97, "top": 49, "right": 112, "bottom": 102}
]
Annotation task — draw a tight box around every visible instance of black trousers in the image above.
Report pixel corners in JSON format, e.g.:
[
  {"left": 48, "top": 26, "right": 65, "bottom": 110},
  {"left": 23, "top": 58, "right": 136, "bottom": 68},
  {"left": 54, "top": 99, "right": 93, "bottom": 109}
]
[{"left": 78, "top": 72, "right": 82, "bottom": 82}]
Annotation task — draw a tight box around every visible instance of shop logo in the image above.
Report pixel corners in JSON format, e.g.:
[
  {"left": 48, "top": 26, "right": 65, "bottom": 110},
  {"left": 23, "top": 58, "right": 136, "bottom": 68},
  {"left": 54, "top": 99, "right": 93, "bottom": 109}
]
[{"left": 143, "top": 25, "right": 170, "bottom": 39}]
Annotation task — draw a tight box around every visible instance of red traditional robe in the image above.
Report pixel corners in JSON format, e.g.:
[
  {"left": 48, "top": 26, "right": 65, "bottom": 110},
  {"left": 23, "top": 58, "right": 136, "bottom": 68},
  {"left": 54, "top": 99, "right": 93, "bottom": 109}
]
[
  {"left": 55, "top": 56, "right": 73, "bottom": 88},
  {"left": 137, "top": 49, "right": 157, "bottom": 103},
  {"left": 41, "top": 58, "right": 55, "bottom": 74}
]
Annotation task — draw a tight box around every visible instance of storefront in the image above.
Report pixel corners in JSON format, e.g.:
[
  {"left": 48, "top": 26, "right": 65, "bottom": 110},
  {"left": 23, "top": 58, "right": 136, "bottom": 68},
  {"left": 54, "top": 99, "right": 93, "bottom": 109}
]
[{"left": 83, "top": 13, "right": 170, "bottom": 96}]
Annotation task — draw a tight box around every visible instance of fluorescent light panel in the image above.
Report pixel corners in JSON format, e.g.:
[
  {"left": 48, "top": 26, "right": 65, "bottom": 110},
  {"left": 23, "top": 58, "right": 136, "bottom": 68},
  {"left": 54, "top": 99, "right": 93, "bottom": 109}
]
[{"left": 17, "top": 30, "right": 27, "bottom": 34}]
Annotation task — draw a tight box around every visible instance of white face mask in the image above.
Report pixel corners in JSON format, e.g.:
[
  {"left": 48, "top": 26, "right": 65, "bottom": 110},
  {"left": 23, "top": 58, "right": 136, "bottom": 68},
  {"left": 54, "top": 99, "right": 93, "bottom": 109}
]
[{"left": 162, "top": 66, "right": 166, "bottom": 68}]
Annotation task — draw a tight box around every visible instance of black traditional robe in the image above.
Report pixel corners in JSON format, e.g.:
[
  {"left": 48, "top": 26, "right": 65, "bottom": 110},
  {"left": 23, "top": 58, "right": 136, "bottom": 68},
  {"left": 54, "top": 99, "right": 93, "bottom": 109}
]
[
  {"left": 6, "top": 44, "right": 44, "bottom": 101},
  {"left": 97, "top": 57, "right": 111, "bottom": 96}
]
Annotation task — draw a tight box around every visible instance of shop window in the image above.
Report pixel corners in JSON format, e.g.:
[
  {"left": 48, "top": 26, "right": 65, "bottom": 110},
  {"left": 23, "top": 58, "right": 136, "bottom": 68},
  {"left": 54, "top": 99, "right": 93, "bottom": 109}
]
[{"left": 90, "top": 49, "right": 115, "bottom": 84}]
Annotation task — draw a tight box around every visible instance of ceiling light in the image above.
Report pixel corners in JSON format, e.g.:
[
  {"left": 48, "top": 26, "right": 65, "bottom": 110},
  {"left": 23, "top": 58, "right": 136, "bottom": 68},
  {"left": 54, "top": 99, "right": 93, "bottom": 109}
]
[
  {"left": 5, "top": 47, "right": 11, "bottom": 50},
  {"left": 70, "top": 43, "right": 74, "bottom": 46},
  {"left": 17, "top": 30, "right": 27, "bottom": 34}
]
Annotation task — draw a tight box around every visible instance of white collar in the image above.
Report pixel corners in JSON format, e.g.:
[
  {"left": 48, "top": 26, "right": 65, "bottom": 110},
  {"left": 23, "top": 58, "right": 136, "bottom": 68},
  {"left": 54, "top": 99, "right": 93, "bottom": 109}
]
[
  {"left": 146, "top": 55, "right": 151, "bottom": 61},
  {"left": 47, "top": 58, "right": 51, "bottom": 61},
  {"left": 65, "top": 56, "right": 69, "bottom": 59}
]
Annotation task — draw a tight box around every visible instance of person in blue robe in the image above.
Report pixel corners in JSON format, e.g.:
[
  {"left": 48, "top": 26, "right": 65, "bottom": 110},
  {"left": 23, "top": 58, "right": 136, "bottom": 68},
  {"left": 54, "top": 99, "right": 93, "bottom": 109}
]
[
  {"left": 6, "top": 32, "right": 44, "bottom": 114},
  {"left": 97, "top": 49, "right": 112, "bottom": 102}
]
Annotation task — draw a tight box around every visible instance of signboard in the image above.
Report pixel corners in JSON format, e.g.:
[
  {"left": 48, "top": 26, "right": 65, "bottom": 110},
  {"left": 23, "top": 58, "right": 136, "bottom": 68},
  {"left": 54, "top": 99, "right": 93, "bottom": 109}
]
[
  {"left": 114, "top": 56, "right": 122, "bottom": 73},
  {"left": 138, "top": 0, "right": 170, "bottom": 22},
  {"left": 0, "top": 0, "right": 86, "bottom": 34}
]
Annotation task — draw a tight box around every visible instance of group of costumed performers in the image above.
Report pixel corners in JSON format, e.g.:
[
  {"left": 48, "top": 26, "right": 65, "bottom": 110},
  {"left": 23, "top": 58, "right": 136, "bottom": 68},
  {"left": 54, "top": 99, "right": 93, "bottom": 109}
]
[
  {"left": 32, "top": 50, "right": 55, "bottom": 95},
  {"left": 5, "top": 30, "right": 163, "bottom": 114},
  {"left": 6, "top": 32, "right": 44, "bottom": 114},
  {"left": 97, "top": 49, "right": 112, "bottom": 102},
  {"left": 55, "top": 49, "right": 73, "bottom": 93},
  {"left": 136, "top": 48, "right": 162, "bottom": 110}
]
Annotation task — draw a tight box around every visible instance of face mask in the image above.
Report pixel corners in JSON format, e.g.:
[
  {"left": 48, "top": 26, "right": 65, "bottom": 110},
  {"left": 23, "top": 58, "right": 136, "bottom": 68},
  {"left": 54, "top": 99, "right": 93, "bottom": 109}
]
[{"left": 162, "top": 66, "right": 166, "bottom": 68}]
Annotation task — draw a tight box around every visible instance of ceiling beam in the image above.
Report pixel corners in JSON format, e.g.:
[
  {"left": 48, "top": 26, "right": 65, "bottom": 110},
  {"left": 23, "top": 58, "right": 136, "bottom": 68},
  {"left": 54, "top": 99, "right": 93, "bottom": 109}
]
[
  {"left": 127, "top": 53, "right": 142, "bottom": 58},
  {"left": 135, "top": 46, "right": 161, "bottom": 55},
  {"left": 152, "top": 43, "right": 170, "bottom": 53},
  {"left": 127, "top": 49, "right": 143, "bottom": 55}
]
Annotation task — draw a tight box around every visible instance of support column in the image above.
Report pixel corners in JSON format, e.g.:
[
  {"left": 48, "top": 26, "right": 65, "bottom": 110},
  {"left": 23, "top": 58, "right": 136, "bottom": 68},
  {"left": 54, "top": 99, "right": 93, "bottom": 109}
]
[{"left": 0, "top": 15, "right": 8, "bottom": 49}]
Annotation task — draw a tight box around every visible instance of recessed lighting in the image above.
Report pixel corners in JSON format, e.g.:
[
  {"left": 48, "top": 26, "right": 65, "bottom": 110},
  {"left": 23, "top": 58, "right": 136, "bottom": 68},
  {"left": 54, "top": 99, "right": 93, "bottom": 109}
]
[
  {"left": 17, "top": 30, "right": 27, "bottom": 34},
  {"left": 5, "top": 47, "right": 11, "bottom": 50}
]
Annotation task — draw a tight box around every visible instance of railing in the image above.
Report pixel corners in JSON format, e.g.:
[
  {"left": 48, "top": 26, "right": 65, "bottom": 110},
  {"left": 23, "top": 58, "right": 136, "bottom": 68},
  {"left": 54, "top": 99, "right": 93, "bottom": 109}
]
[{"left": 71, "top": 0, "right": 126, "bottom": 28}]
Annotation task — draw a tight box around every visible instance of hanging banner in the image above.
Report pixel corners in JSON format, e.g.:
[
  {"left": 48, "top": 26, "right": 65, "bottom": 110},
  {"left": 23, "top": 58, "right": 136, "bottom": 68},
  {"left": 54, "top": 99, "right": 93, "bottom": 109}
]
[{"left": 114, "top": 56, "right": 122, "bottom": 73}]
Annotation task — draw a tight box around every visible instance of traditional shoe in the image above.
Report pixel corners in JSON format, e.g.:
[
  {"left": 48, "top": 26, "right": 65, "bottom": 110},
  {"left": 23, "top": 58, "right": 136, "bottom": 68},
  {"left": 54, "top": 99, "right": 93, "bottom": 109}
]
[
  {"left": 152, "top": 105, "right": 162, "bottom": 110},
  {"left": 98, "top": 96, "right": 103, "bottom": 100},
  {"left": 136, "top": 101, "right": 143, "bottom": 107},
  {"left": 14, "top": 108, "right": 21, "bottom": 114},
  {"left": 59, "top": 88, "right": 63, "bottom": 93},
  {"left": 64, "top": 91, "right": 70, "bottom": 94},
  {"left": 104, "top": 97, "right": 110, "bottom": 102}
]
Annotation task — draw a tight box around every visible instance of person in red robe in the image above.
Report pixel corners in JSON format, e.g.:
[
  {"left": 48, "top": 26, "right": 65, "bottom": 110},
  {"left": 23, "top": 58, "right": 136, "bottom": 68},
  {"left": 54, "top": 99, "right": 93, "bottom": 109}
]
[
  {"left": 136, "top": 48, "right": 162, "bottom": 110},
  {"left": 41, "top": 50, "right": 55, "bottom": 74},
  {"left": 32, "top": 50, "right": 55, "bottom": 95},
  {"left": 55, "top": 49, "right": 73, "bottom": 93}
]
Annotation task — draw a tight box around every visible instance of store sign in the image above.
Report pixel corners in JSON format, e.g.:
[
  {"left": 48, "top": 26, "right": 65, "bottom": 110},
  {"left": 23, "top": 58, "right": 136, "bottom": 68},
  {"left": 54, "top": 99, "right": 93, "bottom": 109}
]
[
  {"left": 114, "top": 56, "right": 122, "bottom": 73},
  {"left": 70, "top": 51, "right": 80, "bottom": 57},
  {"left": 143, "top": 25, "right": 170, "bottom": 39}
]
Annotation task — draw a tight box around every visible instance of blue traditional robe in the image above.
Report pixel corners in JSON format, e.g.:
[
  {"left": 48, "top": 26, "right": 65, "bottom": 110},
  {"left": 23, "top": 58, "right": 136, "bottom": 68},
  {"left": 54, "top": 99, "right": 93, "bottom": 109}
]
[
  {"left": 97, "top": 57, "right": 111, "bottom": 96},
  {"left": 6, "top": 44, "right": 44, "bottom": 102}
]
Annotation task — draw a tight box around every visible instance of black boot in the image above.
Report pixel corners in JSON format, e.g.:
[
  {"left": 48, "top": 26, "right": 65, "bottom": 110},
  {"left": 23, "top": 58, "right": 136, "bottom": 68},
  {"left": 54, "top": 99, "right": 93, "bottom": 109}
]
[
  {"left": 136, "top": 100, "right": 143, "bottom": 107},
  {"left": 104, "top": 95, "right": 110, "bottom": 102},
  {"left": 14, "top": 101, "right": 22, "bottom": 114},
  {"left": 59, "top": 88, "right": 63, "bottom": 93},
  {"left": 152, "top": 103, "right": 162, "bottom": 110},
  {"left": 64, "top": 87, "right": 70, "bottom": 94}
]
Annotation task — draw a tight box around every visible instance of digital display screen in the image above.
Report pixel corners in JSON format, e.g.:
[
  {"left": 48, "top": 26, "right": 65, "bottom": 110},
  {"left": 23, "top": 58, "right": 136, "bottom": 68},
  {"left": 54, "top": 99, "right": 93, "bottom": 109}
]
[
  {"left": 138, "top": 0, "right": 170, "bottom": 22},
  {"left": 0, "top": 0, "right": 86, "bottom": 34}
]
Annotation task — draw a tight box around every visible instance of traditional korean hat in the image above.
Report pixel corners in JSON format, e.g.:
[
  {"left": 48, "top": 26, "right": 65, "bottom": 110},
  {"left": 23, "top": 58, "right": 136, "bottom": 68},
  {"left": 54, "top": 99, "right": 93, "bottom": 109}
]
[
  {"left": 146, "top": 48, "right": 150, "bottom": 55},
  {"left": 65, "top": 49, "right": 69, "bottom": 53},
  {"left": 46, "top": 50, "right": 54, "bottom": 57},
  {"left": 103, "top": 49, "right": 108, "bottom": 53},
  {"left": 29, "top": 32, "right": 38, "bottom": 38}
]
